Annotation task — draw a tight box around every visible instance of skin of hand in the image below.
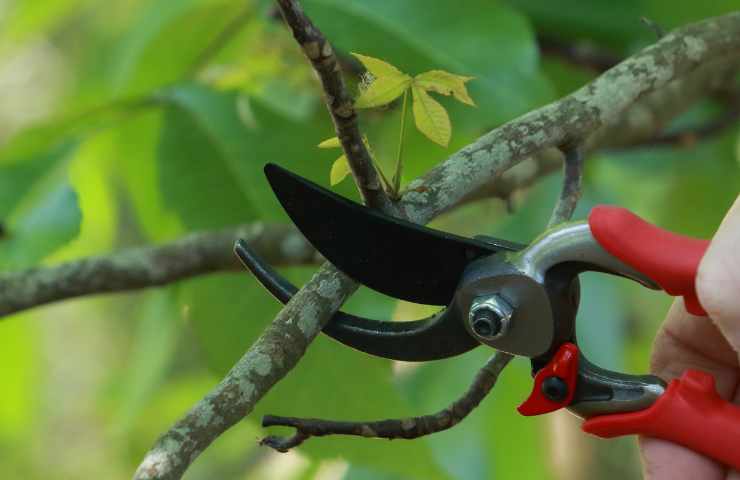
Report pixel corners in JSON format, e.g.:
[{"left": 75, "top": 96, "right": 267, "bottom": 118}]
[{"left": 640, "top": 195, "right": 740, "bottom": 480}]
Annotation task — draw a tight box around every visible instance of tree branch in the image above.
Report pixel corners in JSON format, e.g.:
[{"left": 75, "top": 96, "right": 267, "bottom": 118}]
[
  {"left": 401, "top": 15, "right": 740, "bottom": 225},
  {"left": 275, "top": 0, "right": 394, "bottom": 212},
  {"left": 548, "top": 146, "right": 585, "bottom": 226},
  {"left": 259, "top": 352, "right": 514, "bottom": 451},
  {"left": 0, "top": 224, "right": 319, "bottom": 318},
  {"left": 454, "top": 148, "right": 564, "bottom": 210},
  {"left": 135, "top": 12, "right": 740, "bottom": 479}
]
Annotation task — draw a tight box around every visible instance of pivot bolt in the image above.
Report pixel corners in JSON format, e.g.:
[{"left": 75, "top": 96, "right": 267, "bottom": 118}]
[
  {"left": 468, "top": 294, "right": 513, "bottom": 341},
  {"left": 472, "top": 309, "right": 502, "bottom": 337},
  {"left": 542, "top": 376, "right": 568, "bottom": 402}
]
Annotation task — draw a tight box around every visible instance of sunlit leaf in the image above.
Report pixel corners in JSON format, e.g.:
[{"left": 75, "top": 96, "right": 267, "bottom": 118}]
[
  {"left": 414, "top": 70, "right": 476, "bottom": 106},
  {"left": 411, "top": 85, "right": 451, "bottom": 147},
  {"left": 351, "top": 52, "right": 407, "bottom": 79},
  {"left": 330, "top": 154, "right": 351, "bottom": 185},
  {"left": 0, "top": 316, "right": 38, "bottom": 436},
  {"left": 303, "top": 0, "right": 554, "bottom": 125},
  {"left": 355, "top": 74, "right": 412, "bottom": 109},
  {"left": 0, "top": 0, "right": 93, "bottom": 48},
  {"left": 105, "top": 0, "right": 254, "bottom": 97},
  {"left": 318, "top": 136, "right": 341, "bottom": 148}
]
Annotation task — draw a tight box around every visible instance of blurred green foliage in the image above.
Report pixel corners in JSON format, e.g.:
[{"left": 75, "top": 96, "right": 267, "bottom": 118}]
[{"left": 0, "top": 1, "right": 738, "bottom": 479}]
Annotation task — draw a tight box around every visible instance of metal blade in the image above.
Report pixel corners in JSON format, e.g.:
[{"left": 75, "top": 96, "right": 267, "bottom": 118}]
[
  {"left": 264, "top": 163, "right": 524, "bottom": 305},
  {"left": 235, "top": 239, "right": 479, "bottom": 361}
]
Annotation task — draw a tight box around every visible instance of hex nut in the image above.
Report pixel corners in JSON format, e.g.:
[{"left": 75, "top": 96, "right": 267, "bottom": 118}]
[{"left": 468, "top": 294, "right": 513, "bottom": 340}]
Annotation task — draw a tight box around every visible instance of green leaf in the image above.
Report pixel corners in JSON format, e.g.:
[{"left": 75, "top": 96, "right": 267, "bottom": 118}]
[
  {"left": 411, "top": 85, "right": 451, "bottom": 147},
  {"left": 350, "top": 53, "right": 413, "bottom": 109},
  {"left": 156, "top": 84, "right": 257, "bottom": 229},
  {"left": 156, "top": 83, "right": 333, "bottom": 227},
  {"left": 351, "top": 52, "right": 407, "bottom": 79},
  {"left": 0, "top": 142, "right": 74, "bottom": 217},
  {"left": 302, "top": 0, "right": 554, "bottom": 125},
  {"left": 644, "top": 0, "right": 740, "bottom": 34},
  {"left": 414, "top": 70, "right": 476, "bottom": 106},
  {"left": 108, "top": 109, "right": 182, "bottom": 241},
  {"left": 0, "top": 140, "right": 81, "bottom": 269},
  {"left": 112, "top": 290, "right": 179, "bottom": 434},
  {"left": 0, "top": 0, "right": 93, "bottom": 48},
  {"left": 0, "top": 185, "right": 82, "bottom": 268},
  {"left": 505, "top": 0, "right": 647, "bottom": 48},
  {"left": 109, "top": 0, "right": 249, "bottom": 95},
  {"left": 318, "top": 136, "right": 342, "bottom": 148},
  {"left": 0, "top": 316, "right": 39, "bottom": 436},
  {"left": 355, "top": 73, "right": 412, "bottom": 109},
  {"left": 330, "top": 155, "right": 351, "bottom": 185}
]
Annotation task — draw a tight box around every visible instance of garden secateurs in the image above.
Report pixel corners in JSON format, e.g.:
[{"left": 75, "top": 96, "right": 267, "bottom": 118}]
[{"left": 235, "top": 163, "right": 740, "bottom": 470}]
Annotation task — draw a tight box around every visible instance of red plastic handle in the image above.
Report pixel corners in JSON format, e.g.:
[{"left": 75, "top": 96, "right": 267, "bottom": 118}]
[
  {"left": 518, "top": 343, "right": 579, "bottom": 416},
  {"left": 588, "top": 205, "right": 710, "bottom": 315},
  {"left": 583, "top": 370, "right": 740, "bottom": 470}
]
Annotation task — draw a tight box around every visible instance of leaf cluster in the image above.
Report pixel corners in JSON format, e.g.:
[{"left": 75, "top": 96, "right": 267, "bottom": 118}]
[{"left": 321, "top": 53, "right": 475, "bottom": 193}]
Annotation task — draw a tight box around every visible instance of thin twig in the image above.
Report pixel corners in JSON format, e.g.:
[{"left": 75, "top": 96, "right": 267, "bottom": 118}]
[
  {"left": 260, "top": 352, "right": 514, "bottom": 451},
  {"left": 0, "top": 224, "right": 319, "bottom": 317},
  {"left": 392, "top": 89, "right": 409, "bottom": 196},
  {"left": 275, "top": 0, "right": 394, "bottom": 212},
  {"left": 548, "top": 147, "right": 585, "bottom": 227},
  {"left": 641, "top": 17, "right": 666, "bottom": 40}
]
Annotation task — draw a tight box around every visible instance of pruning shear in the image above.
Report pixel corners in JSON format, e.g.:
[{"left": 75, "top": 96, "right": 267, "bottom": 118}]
[{"left": 236, "top": 164, "right": 740, "bottom": 470}]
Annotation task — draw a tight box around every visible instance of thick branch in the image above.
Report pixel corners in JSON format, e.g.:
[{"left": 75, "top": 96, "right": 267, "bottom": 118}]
[
  {"left": 275, "top": 0, "right": 394, "bottom": 212},
  {"left": 135, "top": 13, "right": 740, "bottom": 480},
  {"left": 259, "top": 352, "right": 513, "bottom": 451},
  {"left": 0, "top": 224, "right": 318, "bottom": 317},
  {"left": 401, "top": 14, "right": 740, "bottom": 225},
  {"left": 455, "top": 148, "right": 564, "bottom": 209}
]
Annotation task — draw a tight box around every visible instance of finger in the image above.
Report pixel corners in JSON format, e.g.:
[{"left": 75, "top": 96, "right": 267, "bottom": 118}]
[
  {"left": 650, "top": 300, "right": 738, "bottom": 395},
  {"left": 640, "top": 300, "right": 738, "bottom": 479},
  {"left": 696, "top": 195, "right": 740, "bottom": 355},
  {"left": 640, "top": 436, "right": 725, "bottom": 480}
]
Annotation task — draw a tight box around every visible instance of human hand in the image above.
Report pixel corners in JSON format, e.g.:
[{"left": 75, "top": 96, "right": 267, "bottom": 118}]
[{"left": 640, "top": 196, "right": 740, "bottom": 479}]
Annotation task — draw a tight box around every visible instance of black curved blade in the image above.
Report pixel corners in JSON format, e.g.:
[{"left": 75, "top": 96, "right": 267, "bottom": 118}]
[
  {"left": 264, "top": 163, "right": 524, "bottom": 305},
  {"left": 235, "top": 240, "right": 479, "bottom": 361}
]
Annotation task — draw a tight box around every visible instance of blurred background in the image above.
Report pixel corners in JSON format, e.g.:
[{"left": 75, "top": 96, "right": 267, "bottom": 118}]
[{"left": 0, "top": 0, "right": 739, "bottom": 479}]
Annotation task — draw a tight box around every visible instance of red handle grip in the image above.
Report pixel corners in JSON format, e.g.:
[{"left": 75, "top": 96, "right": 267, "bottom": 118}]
[
  {"left": 583, "top": 370, "right": 740, "bottom": 470},
  {"left": 588, "top": 205, "right": 710, "bottom": 315}
]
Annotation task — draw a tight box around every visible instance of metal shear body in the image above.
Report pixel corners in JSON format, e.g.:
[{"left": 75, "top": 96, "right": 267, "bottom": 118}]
[{"left": 237, "top": 164, "right": 740, "bottom": 470}]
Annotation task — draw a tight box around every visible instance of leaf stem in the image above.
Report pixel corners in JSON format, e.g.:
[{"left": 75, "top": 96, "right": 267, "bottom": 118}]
[{"left": 392, "top": 89, "right": 409, "bottom": 196}]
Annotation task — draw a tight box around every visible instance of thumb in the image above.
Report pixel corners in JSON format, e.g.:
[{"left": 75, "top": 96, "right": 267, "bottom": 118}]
[{"left": 696, "top": 195, "right": 740, "bottom": 355}]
